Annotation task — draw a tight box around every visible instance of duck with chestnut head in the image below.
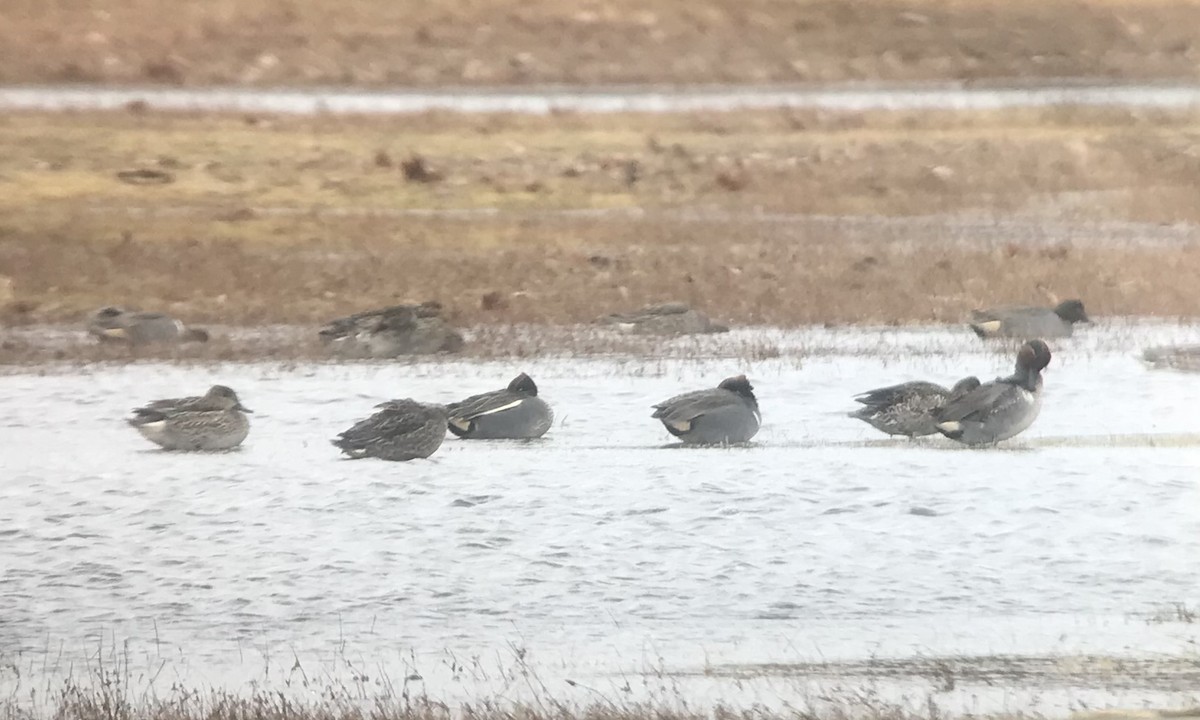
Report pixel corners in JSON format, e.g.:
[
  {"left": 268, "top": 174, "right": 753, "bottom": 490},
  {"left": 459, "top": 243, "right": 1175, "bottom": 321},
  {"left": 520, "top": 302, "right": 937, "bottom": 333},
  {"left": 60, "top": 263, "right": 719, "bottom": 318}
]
[{"left": 935, "top": 340, "right": 1052, "bottom": 446}]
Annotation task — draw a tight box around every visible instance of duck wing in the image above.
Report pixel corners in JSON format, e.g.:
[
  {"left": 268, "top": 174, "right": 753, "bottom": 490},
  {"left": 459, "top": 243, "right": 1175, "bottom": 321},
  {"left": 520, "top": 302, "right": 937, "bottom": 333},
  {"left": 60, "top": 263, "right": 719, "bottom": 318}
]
[
  {"left": 652, "top": 389, "right": 739, "bottom": 423},
  {"left": 852, "top": 381, "right": 946, "bottom": 407},
  {"left": 447, "top": 389, "right": 523, "bottom": 421},
  {"left": 128, "top": 395, "right": 204, "bottom": 424},
  {"left": 934, "top": 380, "right": 1017, "bottom": 424},
  {"left": 335, "top": 400, "right": 436, "bottom": 447}
]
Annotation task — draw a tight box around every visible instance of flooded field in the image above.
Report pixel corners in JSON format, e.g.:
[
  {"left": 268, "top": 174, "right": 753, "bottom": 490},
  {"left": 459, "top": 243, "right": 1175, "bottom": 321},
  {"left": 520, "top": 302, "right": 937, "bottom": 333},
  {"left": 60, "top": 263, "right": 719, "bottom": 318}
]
[
  {"left": 3, "top": 324, "right": 1200, "bottom": 715},
  {"left": 4, "top": 81, "right": 1200, "bottom": 115}
]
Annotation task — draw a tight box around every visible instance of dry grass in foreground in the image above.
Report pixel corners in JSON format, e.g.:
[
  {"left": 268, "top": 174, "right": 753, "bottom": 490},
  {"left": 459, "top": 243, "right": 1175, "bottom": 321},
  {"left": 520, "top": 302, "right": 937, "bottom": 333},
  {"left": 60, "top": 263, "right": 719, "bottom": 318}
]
[
  {"left": 2, "top": 662, "right": 1197, "bottom": 720},
  {"left": 1, "top": 0, "right": 1200, "bottom": 87}
]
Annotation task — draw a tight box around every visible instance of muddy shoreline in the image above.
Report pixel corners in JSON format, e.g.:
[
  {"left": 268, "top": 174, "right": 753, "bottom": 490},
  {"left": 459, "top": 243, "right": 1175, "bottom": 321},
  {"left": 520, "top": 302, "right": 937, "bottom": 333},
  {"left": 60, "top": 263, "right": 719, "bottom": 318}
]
[{"left": 3, "top": 107, "right": 1200, "bottom": 334}]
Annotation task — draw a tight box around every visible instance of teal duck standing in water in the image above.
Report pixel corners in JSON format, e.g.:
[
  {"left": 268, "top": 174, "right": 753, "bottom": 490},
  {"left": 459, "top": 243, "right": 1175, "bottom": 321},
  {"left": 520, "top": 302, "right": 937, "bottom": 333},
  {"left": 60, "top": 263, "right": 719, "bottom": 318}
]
[
  {"left": 318, "top": 302, "right": 464, "bottom": 358},
  {"left": 935, "top": 339, "right": 1052, "bottom": 446},
  {"left": 128, "top": 385, "right": 251, "bottom": 451},
  {"left": 333, "top": 399, "right": 448, "bottom": 461},
  {"left": 446, "top": 372, "right": 554, "bottom": 440},
  {"left": 89, "top": 306, "right": 209, "bottom": 345},
  {"left": 969, "top": 299, "right": 1089, "bottom": 339},
  {"left": 652, "top": 374, "right": 760, "bottom": 445}
]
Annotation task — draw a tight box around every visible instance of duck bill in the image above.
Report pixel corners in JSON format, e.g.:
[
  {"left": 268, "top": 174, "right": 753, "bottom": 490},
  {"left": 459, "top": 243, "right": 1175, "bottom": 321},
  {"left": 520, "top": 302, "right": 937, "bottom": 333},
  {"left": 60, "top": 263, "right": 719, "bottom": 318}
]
[{"left": 236, "top": 403, "right": 253, "bottom": 413}]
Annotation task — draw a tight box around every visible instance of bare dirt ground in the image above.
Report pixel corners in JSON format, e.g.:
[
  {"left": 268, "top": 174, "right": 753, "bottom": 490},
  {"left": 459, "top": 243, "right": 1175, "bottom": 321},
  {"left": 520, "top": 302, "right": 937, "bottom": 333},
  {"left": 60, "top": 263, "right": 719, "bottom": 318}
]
[{"left": 1, "top": 0, "right": 1200, "bottom": 87}]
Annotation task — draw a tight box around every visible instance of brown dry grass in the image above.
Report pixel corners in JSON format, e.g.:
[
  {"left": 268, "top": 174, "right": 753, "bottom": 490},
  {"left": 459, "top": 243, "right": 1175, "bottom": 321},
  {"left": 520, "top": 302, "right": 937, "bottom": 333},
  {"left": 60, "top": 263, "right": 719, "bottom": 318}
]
[
  {"left": 1, "top": 0, "right": 1200, "bottom": 87},
  {"left": 3, "top": 106, "right": 1199, "bottom": 221}
]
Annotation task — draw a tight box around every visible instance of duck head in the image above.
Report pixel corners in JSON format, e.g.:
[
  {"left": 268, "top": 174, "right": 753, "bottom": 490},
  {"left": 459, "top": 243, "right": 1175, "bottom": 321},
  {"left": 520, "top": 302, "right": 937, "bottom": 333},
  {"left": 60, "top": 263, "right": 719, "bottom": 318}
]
[
  {"left": 1016, "top": 340, "right": 1053, "bottom": 373},
  {"left": 206, "top": 385, "right": 252, "bottom": 413},
  {"left": 718, "top": 374, "right": 756, "bottom": 401},
  {"left": 951, "top": 376, "right": 981, "bottom": 395},
  {"left": 507, "top": 372, "right": 538, "bottom": 396},
  {"left": 1053, "top": 299, "right": 1090, "bottom": 325}
]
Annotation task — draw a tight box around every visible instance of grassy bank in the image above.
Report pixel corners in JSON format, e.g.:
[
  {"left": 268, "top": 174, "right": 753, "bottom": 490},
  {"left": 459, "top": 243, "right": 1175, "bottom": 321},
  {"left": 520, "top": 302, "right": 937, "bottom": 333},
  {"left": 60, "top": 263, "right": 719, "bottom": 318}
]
[
  {"left": 1, "top": 105, "right": 1199, "bottom": 340},
  {"left": 2, "top": 0, "right": 1200, "bottom": 87},
  {"left": 2, "top": 657, "right": 1198, "bottom": 720}
]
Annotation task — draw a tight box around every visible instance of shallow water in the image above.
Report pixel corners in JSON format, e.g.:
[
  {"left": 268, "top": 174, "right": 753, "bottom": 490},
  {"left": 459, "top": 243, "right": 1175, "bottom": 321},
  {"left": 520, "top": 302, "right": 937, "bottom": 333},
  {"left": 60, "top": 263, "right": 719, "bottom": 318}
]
[
  {"left": 4, "top": 81, "right": 1200, "bottom": 115},
  {"left": 3, "top": 325, "right": 1200, "bottom": 714}
]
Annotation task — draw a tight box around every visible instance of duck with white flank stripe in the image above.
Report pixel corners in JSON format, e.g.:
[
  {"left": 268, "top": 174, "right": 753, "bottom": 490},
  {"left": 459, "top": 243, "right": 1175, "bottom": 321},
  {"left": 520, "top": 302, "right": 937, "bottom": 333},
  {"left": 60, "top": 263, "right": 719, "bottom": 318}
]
[
  {"left": 935, "top": 339, "right": 1052, "bottom": 446},
  {"left": 969, "top": 299, "right": 1089, "bottom": 339},
  {"left": 850, "top": 376, "right": 981, "bottom": 439},
  {"left": 446, "top": 373, "right": 553, "bottom": 440},
  {"left": 127, "top": 385, "right": 251, "bottom": 451},
  {"left": 652, "top": 374, "right": 761, "bottom": 445},
  {"left": 332, "top": 399, "right": 448, "bottom": 461}
]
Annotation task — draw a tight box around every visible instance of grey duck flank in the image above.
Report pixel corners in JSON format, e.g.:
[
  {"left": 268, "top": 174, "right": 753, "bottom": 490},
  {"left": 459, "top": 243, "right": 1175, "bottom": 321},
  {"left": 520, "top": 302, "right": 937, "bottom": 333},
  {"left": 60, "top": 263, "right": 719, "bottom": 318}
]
[
  {"left": 935, "top": 339, "right": 1052, "bottom": 446},
  {"left": 127, "top": 385, "right": 251, "bottom": 451},
  {"left": 89, "top": 306, "right": 210, "bottom": 345},
  {"left": 333, "top": 399, "right": 448, "bottom": 461},
  {"left": 319, "top": 302, "right": 465, "bottom": 358},
  {"left": 969, "top": 299, "right": 1089, "bottom": 339},
  {"left": 652, "top": 374, "right": 761, "bottom": 445},
  {"left": 446, "top": 372, "right": 554, "bottom": 440},
  {"left": 849, "top": 376, "right": 981, "bottom": 438}
]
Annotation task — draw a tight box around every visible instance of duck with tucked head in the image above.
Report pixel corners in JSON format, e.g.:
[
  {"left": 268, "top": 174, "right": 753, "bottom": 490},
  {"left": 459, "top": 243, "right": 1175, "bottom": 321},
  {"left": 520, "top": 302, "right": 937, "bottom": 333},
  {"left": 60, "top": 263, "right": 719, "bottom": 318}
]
[
  {"left": 333, "top": 399, "right": 448, "bottom": 461},
  {"left": 602, "top": 302, "right": 729, "bottom": 336},
  {"left": 652, "top": 374, "right": 760, "bottom": 445},
  {"left": 850, "top": 376, "right": 981, "bottom": 439},
  {"left": 446, "top": 372, "right": 554, "bottom": 440},
  {"left": 969, "top": 299, "right": 1089, "bottom": 339},
  {"left": 128, "top": 385, "right": 251, "bottom": 451},
  {"left": 89, "top": 306, "right": 209, "bottom": 345},
  {"left": 935, "top": 339, "right": 1052, "bottom": 446},
  {"left": 318, "top": 302, "right": 464, "bottom": 358}
]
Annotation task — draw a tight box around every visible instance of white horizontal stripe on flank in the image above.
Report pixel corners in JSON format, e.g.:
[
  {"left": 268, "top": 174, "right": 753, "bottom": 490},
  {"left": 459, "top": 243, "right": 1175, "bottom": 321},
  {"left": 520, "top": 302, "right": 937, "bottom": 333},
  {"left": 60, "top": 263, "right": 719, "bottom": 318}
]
[{"left": 474, "top": 399, "right": 524, "bottom": 416}]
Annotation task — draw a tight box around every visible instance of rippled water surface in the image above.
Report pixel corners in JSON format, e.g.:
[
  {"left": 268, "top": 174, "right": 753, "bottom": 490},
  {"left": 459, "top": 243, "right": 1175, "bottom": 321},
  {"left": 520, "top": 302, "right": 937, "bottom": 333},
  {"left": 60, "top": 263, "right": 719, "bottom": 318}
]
[{"left": 3, "top": 325, "right": 1200, "bottom": 712}]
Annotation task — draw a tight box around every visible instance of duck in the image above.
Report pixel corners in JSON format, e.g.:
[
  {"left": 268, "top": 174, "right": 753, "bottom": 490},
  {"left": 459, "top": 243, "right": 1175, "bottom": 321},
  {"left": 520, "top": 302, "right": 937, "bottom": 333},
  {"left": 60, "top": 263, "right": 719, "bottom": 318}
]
[
  {"left": 1142, "top": 344, "right": 1200, "bottom": 372},
  {"left": 127, "top": 385, "right": 251, "bottom": 451},
  {"left": 88, "top": 306, "right": 209, "bottom": 345},
  {"left": 602, "top": 302, "right": 729, "bottom": 336},
  {"left": 652, "top": 374, "right": 760, "bottom": 445},
  {"left": 934, "top": 339, "right": 1052, "bottom": 446},
  {"left": 969, "top": 299, "right": 1089, "bottom": 339},
  {"left": 446, "top": 372, "right": 553, "bottom": 439},
  {"left": 849, "top": 376, "right": 981, "bottom": 439},
  {"left": 318, "top": 302, "right": 465, "bottom": 358},
  {"left": 332, "top": 399, "right": 448, "bottom": 461}
]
